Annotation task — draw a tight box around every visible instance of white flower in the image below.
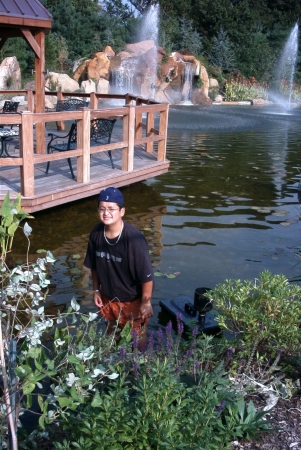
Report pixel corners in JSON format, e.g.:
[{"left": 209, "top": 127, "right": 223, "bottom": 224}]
[
  {"left": 88, "top": 312, "right": 98, "bottom": 321},
  {"left": 66, "top": 373, "right": 80, "bottom": 387},
  {"left": 76, "top": 346, "right": 94, "bottom": 361}
]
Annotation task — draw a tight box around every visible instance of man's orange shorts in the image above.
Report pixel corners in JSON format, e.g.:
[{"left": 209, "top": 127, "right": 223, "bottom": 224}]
[{"left": 99, "top": 292, "right": 145, "bottom": 330}]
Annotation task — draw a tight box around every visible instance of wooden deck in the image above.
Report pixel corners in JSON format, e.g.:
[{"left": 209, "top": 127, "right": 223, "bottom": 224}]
[{"left": 0, "top": 93, "right": 170, "bottom": 212}]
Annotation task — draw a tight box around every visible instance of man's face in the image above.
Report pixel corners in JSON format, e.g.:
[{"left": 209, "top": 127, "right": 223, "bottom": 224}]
[{"left": 98, "top": 201, "right": 125, "bottom": 226}]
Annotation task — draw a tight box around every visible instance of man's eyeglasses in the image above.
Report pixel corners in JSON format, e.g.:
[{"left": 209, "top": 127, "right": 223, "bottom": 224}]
[{"left": 98, "top": 207, "right": 119, "bottom": 214}]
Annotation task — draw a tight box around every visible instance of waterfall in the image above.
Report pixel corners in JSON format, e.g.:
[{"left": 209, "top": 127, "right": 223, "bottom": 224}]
[
  {"left": 112, "top": 58, "right": 139, "bottom": 95},
  {"left": 181, "top": 63, "right": 196, "bottom": 104}
]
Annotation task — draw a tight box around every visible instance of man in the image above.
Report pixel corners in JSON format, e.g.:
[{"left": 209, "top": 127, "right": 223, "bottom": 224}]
[{"left": 84, "top": 186, "right": 154, "bottom": 349}]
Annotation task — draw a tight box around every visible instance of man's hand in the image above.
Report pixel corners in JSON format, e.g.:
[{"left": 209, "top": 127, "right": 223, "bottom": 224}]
[
  {"left": 139, "top": 301, "right": 153, "bottom": 321},
  {"left": 94, "top": 291, "right": 103, "bottom": 309}
]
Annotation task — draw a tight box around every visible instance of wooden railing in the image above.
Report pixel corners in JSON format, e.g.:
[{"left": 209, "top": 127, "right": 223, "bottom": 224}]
[{"left": 0, "top": 93, "right": 169, "bottom": 198}]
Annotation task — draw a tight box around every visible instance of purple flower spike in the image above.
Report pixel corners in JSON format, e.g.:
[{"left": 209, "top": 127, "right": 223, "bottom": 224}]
[
  {"left": 192, "top": 326, "right": 199, "bottom": 337},
  {"left": 147, "top": 331, "right": 154, "bottom": 351},
  {"left": 175, "top": 365, "right": 183, "bottom": 374},
  {"left": 194, "top": 360, "right": 200, "bottom": 370},
  {"left": 216, "top": 400, "right": 225, "bottom": 412},
  {"left": 132, "top": 362, "right": 139, "bottom": 377},
  {"left": 176, "top": 312, "right": 182, "bottom": 322},
  {"left": 157, "top": 328, "right": 164, "bottom": 343},
  {"left": 166, "top": 321, "right": 172, "bottom": 336},
  {"left": 259, "top": 323, "right": 264, "bottom": 331},
  {"left": 177, "top": 320, "right": 184, "bottom": 336},
  {"left": 120, "top": 347, "right": 125, "bottom": 360},
  {"left": 131, "top": 328, "right": 139, "bottom": 350}
]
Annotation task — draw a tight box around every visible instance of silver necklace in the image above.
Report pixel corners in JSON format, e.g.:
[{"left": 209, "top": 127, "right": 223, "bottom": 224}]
[{"left": 104, "top": 221, "right": 124, "bottom": 246}]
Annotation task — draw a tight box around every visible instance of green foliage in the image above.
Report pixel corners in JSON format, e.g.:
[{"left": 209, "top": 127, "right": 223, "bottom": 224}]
[
  {"left": 0, "top": 203, "right": 288, "bottom": 449},
  {"left": 52, "top": 341, "right": 270, "bottom": 450},
  {"left": 208, "top": 87, "right": 219, "bottom": 101},
  {"left": 210, "top": 270, "right": 301, "bottom": 359},
  {"left": 208, "top": 27, "right": 236, "bottom": 73},
  {"left": 0, "top": 192, "right": 33, "bottom": 260},
  {"left": 177, "top": 17, "right": 202, "bottom": 55},
  {"left": 224, "top": 398, "right": 275, "bottom": 440},
  {"left": 223, "top": 73, "right": 269, "bottom": 101}
]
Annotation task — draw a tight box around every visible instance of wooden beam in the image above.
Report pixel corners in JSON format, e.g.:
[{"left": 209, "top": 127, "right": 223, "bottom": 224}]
[
  {"left": 0, "top": 16, "right": 52, "bottom": 29},
  {"left": 33, "top": 31, "right": 46, "bottom": 155},
  {"left": 20, "top": 28, "right": 40, "bottom": 58},
  {"left": 146, "top": 111, "right": 154, "bottom": 153},
  {"left": 20, "top": 112, "right": 34, "bottom": 197},
  {"left": 77, "top": 108, "right": 91, "bottom": 183},
  {"left": 157, "top": 105, "right": 169, "bottom": 162},
  {"left": 122, "top": 105, "right": 135, "bottom": 171}
]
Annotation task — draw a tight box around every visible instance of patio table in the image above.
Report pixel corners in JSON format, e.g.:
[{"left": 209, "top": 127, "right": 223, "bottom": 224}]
[{"left": 0, "top": 129, "right": 19, "bottom": 157}]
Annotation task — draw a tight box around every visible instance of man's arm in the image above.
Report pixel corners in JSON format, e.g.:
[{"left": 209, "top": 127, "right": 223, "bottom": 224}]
[
  {"left": 91, "top": 269, "right": 103, "bottom": 308},
  {"left": 139, "top": 280, "right": 153, "bottom": 320}
]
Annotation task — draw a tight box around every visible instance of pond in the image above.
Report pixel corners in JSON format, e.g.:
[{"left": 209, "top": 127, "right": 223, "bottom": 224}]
[{"left": 13, "top": 105, "right": 301, "bottom": 334}]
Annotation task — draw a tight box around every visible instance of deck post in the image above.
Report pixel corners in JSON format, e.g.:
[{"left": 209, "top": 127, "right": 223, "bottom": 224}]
[
  {"left": 90, "top": 92, "right": 97, "bottom": 109},
  {"left": 146, "top": 110, "right": 154, "bottom": 153},
  {"left": 27, "top": 90, "right": 34, "bottom": 112},
  {"left": 157, "top": 104, "right": 169, "bottom": 162},
  {"left": 56, "top": 91, "right": 65, "bottom": 131},
  {"left": 77, "top": 108, "right": 91, "bottom": 183},
  {"left": 135, "top": 97, "right": 143, "bottom": 139},
  {"left": 122, "top": 105, "right": 135, "bottom": 171},
  {"left": 34, "top": 30, "right": 46, "bottom": 155},
  {"left": 20, "top": 111, "right": 35, "bottom": 197}
]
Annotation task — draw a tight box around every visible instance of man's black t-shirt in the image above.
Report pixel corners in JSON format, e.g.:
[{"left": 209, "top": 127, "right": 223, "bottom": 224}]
[{"left": 84, "top": 221, "right": 154, "bottom": 302}]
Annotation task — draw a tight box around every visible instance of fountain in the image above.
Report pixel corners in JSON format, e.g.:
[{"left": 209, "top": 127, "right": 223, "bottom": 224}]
[
  {"left": 270, "top": 23, "right": 299, "bottom": 110},
  {"left": 110, "top": 5, "right": 159, "bottom": 99}
]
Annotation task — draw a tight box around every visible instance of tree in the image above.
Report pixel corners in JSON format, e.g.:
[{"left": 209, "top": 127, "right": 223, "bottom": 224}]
[
  {"left": 177, "top": 17, "right": 202, "bottom": 55},
  {"left": 127, "top": 0, "right": 156, "bottom": 14},
  {"left": 208, "top": 27, "right": 236, "bottom": 73},
  {"left": 51, "top": 33, "right": 69, "bottom": 72}
]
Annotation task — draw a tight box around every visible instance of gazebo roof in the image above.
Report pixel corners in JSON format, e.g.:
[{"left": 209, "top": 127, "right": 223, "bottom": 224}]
[{"left": 0, "top": 0, "right": 52, "bottom": 31}]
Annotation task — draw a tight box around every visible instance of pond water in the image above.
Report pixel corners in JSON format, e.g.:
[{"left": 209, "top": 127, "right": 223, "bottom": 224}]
[{"left": 13, "top": 105, "right": 301, "bottom": 333}]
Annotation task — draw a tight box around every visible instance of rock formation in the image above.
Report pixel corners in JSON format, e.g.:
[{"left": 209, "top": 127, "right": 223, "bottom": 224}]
[
  {"left": 0, "top": 56, "right": 21, "bottom": 90},
  {"left": 73, "top": 41, "right": 211, "bottom": 105}
]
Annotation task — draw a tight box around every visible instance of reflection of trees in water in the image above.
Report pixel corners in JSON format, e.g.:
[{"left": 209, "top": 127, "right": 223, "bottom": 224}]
[{"left": 126, "top": 205, "right": 166, "bottom": 266}]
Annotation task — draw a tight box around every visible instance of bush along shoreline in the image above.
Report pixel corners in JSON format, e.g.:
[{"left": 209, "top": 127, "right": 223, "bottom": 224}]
[{"left": 0, "top": 193, "right": 300, "bottom": 449}]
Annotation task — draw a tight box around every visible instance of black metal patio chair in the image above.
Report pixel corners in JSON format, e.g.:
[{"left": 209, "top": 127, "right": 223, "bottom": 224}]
[
  {"left": 0, "top": 101, "right": 20, "bottom": 128},
  {"left": 46, "top": 118, "right": 117, "bottom": 179},
  {"left": 55, "top": 98, "right": 89, "bottom": 112}
]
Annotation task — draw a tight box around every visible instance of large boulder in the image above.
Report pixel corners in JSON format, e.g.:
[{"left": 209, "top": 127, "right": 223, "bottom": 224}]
[
  {"left": 74, "top": 51, "right": 111, "bottom": 84},
  {"left": 81, "top": 79, "right": 96, "bottom": 93},
  {"left": 156, "top": 51, "right": 210, "bottom": 104},
  {"left": 70, "top": 41, "right": 211, "bottom": 105},
  {"left": 0, "top": 56, "right": 21, "bottom": 90},
  {"left": 97, "top": 78, "right": 110, "bottom": 94},
  {"left": 45, "top": 72, "right": 79, "bottom": 92}
]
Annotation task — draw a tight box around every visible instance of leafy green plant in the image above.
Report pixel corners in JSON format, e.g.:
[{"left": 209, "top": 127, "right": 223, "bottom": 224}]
[
  {"left": 0, "top": 194, "right": 117, "bottom": 449},
  {"left": 209, "top": 270, "right": 301, "bottom": 359},
  {"left": 48, "top": 317, "right": 274, "bottom": 450},
  {"left": 224, "top": 398, "right": 275, "bottom": 440},
  {"left": 224, "top": 73, "right": 269, "bottom": 101},
  {"left": 6, "top": 76, "right": 13, "bottom": 89},
  {"left": 209, "top": 87, "right": 219, "bottom": 100}
]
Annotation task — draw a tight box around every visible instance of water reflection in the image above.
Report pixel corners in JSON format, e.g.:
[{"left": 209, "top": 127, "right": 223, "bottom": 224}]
[{"left": 12, "top": 106, "right": 301, "bottom": 332}]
